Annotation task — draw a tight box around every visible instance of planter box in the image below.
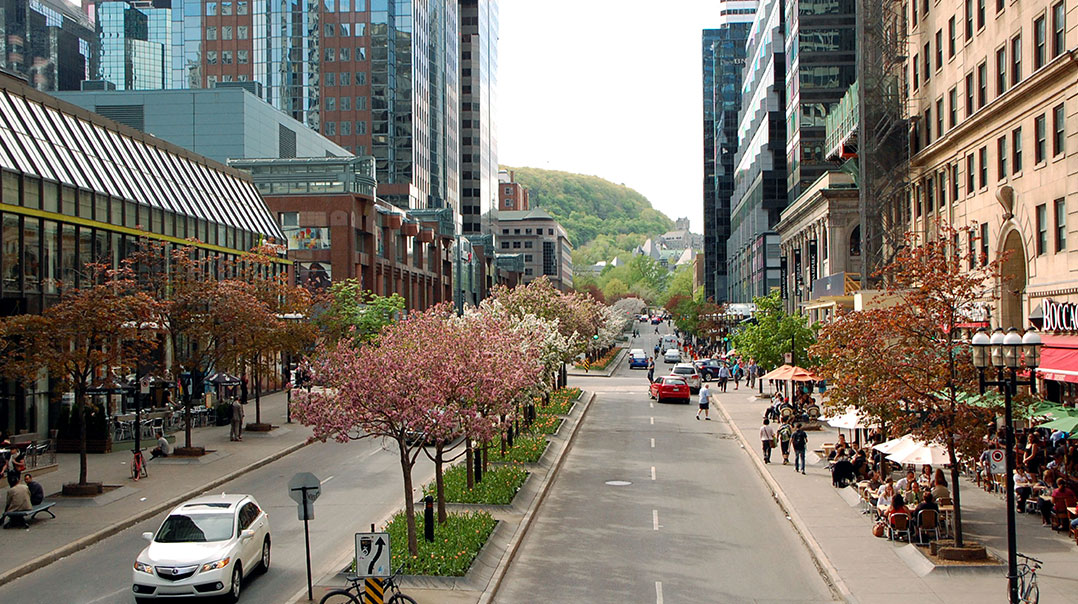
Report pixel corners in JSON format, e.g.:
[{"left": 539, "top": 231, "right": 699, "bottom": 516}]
[{"left": 57, "top": 438, "right": 112, "bottom": 454}]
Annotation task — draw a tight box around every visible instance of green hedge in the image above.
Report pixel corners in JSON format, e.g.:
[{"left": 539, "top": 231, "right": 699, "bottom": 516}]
[{"left": 424, "top": 463, "right": 528, "bottom": 505}]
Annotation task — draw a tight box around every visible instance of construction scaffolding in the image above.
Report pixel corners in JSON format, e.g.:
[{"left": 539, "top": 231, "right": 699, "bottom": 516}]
[{"left": 856, "top": 0, "right": 911, "bottom": 287}]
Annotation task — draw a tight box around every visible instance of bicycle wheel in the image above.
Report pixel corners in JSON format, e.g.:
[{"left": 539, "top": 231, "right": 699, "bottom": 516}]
[
  {"left": 387, "top": 594, "right": 418, "bottom": 604},
  {"left": 319, "top": 589, "right": 361, "bottom": 604},
  {"left": 1021, "top": 582, "right": 1039, "bottom": 604}
]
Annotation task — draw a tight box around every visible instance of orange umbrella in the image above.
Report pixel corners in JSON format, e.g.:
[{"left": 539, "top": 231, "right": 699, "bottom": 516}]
[{"left": 760, "top": 364, "right": 817, "bottom": 382}]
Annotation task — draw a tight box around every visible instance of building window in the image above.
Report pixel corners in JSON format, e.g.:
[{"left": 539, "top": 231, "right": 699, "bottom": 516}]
[
  {"left": 221, "top": 1, "right": 232, "bottom": 15},
  {"left": 1012, "top": 35, "right": 1022, "bottom": 84},
  {"left": 949, "top": 17, "right": 957, "bottom": 57},
  {"left": 1035, "top": 114, "right": 1047, "bottom": 163},
  {"left": 977, "top": 0, "right": 985, "bottom": 29},
  {"left": 340, "top": 121, "right": 351, "bottom": 135},
  {"left": 238, "top": 26, "right": 248, "bottom": 40},
  {"left": 936, "top": 98, "right": 944, "bottom": 138},
  {"left": 325, "top": 23, "right": 335, "bottom": 37},
  {"left": 950, "top": 163, "right": 959, "bottom": 201},
  {"left": 325, "top": 121, "right": 336, "bottom": 136},
  {"left": 966, "top": 154, "right": 976, "bottom": 193},
  {"left": 325, "top": 48, "right": 335, "bottom": 61},
  {"left": 512, "top": 241, "right": 521, "bottom": 248},
  {"left": 948, "top": 88, "right": 958, "bottom": 128},
  {"left": 222, "top": 50, "right": 232, "bottom": 64},
  {"left": 979, "top": 146, "right": 988, "bottom": 189},
  {"left": 206, "top": 26, "right": 217, "bottom": 41},
  {"left": 524, "top": 241, "right": 533, "bottom": 249},
  {"left": 1053, "top": 103, "right": 1065, "bottom": 157},
  {"left": 500, "top": 241, "right": 509, "bottom": 249},
  {"left": 207, "top": 2, "right": 217, "bottom": 16},
  {"left": 340, "top": 96, "right": 351, "bottom": 111},
  {"left": 980, "top": 223, "right": 990, "bottom": 266},
  {"left": 1034, "top": 16, "right": 1046, "bottom": 69},
  {"left": 238, "top": 50, "right": 248, "bottom": 64},
  {"left": 356, "top": 72, "right": 366, "bottom": 85},
  {"left": 913, "top": 59, "right": 919, "bottom": 90},
  {"left": 326, "top": 97, "right": 336, "bottom": 111},
  {"left": 1036, "top": 203, "right": 1048, "bottom": 255},
  {"left": 965, "top": 73, "right": 974, "bottom": 116},
  {"left": 237, "top": 1, "right": 248, "bottom": 15},
  {"left": 965, "top": 0, "right": 974, "bottom": 40},
  {"left": 977, "top": 62, "right": 987, "bottom": 107},
  {"left": 926, "top": 176, "right": 935, "bottom": 213},
  {"left": 996, "top": 47, "right": 1007, "bottom": 95},
  {"left": 997, "top": 0, "right": 1004, "bottom": 12},
  {"left": 912, "top": 0, "right": 918, "bottom": 25},
  {"left": 998, "top": 136, "right": 1008, "bottom": 178},
  {"left": 923, "top": 43, "right": 931, "bottom": 82},
  {"left": 355, "top": 121, "right": 366, "bottom": 135},
  {"left": 1052, "top": 2, "right": 1065, "bottom": 58},
  {"left": 222, "top": 26, "right": 232, "bottom": 40},
  {"left": 968, "top": 230, "right": 977, "bottom": 269},
  {"left": 1013, "top": 127, "right": 1023, "bottom": 172},
  {"left": 1055, "top": 198, "right": 1067, "bottom": 252},
  {"left": 206, "top": 51, "right": 217, "bottom": 65},
  {"left": 935, "top": 30, "right": 943, "bottom": 69}
]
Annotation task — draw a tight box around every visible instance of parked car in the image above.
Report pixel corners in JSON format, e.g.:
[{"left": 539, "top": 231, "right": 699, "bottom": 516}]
[
  {"left": 693, "top": 358, "right": 724, "bottom": 381},
  {"left": 628, "top": 349, "right": 649, "bottom": 369},
  {"left": 133, "top": 494, "right": 270, "bottom": 603},
  {"left": 649, "top": 376, "right": 691, "bottom": 404},
  {"left": 671, "top": 363, "right": 702, "bottom": 393},
  {"left": 663, "top": 348, "right": 681, "bottom": 364}
]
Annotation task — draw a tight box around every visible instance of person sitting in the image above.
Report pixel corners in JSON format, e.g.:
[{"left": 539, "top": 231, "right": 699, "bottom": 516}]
[
  {"left": 931, "top": 470, "right": 951, "bottom": 501},
  {"left": 150, "top": 432, "right": 171, "bottom": 459},
  {"left": 896, "top": 470, "right": 917, "bottom": 492},
  {"left": 904, "top": 481, "right": 925, "bottom": 505},
  {"left": 1014, "top": 466, "right": 1035, "bottom": 513},
  {"left": 913, "top": 493, "right": 940, "bottom": 534},
  {"left": 23, "top": 473, "right": 43, "bottom": 506},
  {"left": 3, "top": 472, "right": 31, "bottom": 528},
  {"left": 919, "top": 465, "right": 933, "bottom": 485},
  {"left": 1039, "top": 478, "right": 1077, "bottom": 527},
  {"left": 865, "top": 471, "right": 882, "bottom": 492},
  {"left": 875, "top": 479, "right": 896, "bottom": 508},
  {"left": 887, "top": 493, "right": 912, "bottom": 528}
]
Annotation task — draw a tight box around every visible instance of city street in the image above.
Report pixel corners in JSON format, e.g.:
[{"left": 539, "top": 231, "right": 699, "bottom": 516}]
[
  {"left": 2, "top": 435, "right": 435, "bottom": 604},
  {"left": 496, "top": 324, "right": 836, "bottom": 603}
]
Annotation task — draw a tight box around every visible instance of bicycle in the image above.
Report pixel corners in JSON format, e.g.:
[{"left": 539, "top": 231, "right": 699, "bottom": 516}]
[
  {"left": 318, "top": 565, "right": 416, "bottom": 604},
  {"left": 1016, "top": 553, "right": 1041, "bottom": 604},
  {"left": 130, "top": 448, "right": 148, "bottom": 481}
]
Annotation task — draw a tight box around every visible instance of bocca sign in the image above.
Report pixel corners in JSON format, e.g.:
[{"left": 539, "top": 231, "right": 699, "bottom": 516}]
[{"left": 1042, "top": 299, "right": 1078, "bottom": 332}]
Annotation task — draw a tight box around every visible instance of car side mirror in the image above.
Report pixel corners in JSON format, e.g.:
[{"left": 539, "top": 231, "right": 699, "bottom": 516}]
[
  {"left": 142, "top": 532, "right": 154, "bottom": 541},
  {"left": 241, "top": 529, "right": 255, "bottom": 540}
]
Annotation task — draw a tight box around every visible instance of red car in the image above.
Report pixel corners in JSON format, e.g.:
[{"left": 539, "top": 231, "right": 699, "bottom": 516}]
[{"left": 649, "top": 376, "right": 691, "bottom": 404}]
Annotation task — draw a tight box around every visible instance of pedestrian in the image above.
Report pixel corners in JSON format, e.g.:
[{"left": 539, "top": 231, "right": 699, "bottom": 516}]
[
  {"left": 230, "top": 396, "right": 245, "bottom": 441},
  {"left": 760, "top": 418, "right": 776, "bottom": 464},
  {"left": 732, "top": 361, "right": 742, "bottom": 390},
  {"left": 3, "top": 471, "right": 30, "bottom": 528},
  {"left": 792, "top": 422, "right": 808, "bottom": 474},
  {"left": 717, "top": 363, "right": 730, "bottom": 392},
  {"left": 150, "top": 431, "right": 171, "bottom": 459},
  {"left": 23, "top": 472, "right": 43, "bottom": 506},
  {"left": 647, "top": 357, "right": 655, "bottom": 383},
  {"left": 696, "top": 384, "right": 712, "bottom": 421},
  {"left": 777, "top": 421, "right": 792, "bottom": 465}
]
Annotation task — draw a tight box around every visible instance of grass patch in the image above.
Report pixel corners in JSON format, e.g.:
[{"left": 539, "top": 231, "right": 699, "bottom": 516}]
[
  {"left": 529, "top": 413, "right": 563, "bottom": 435},
  {"left": 488, "top": 434, "right": 548, "bottom": 463},
  {"left": 374, "top": 510, "right": 497, "bottom": 577},
  {"left": 424, "top": 463, "right": 528, "bottom": 505}
]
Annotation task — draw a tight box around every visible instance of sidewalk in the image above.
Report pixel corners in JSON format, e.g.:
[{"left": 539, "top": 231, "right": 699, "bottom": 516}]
[
  {"left": 0, "top": 390, "right": 312, "bottom": 586},
  {"left": 714, "top": 388, "right": 1078, "bottom": 604}
]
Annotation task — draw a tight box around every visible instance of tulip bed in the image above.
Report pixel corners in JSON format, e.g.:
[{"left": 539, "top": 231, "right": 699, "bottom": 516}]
[
  {"left": 487, "top": 433, "right": 548, "bottom": 463},
  {"left": 425, "top": 462, "right": 528, "bottom": 505},
  {"left": 574, "top": 347, "right": 621, "bottom": 370},
  {"left": 543, "top": 387, "right": 581, "bottom": 415},
  {"left": 529, "top": 412, "right": 563, "bottom": 435},
  {"left": 380, "top": 509, "right": 498, "bottom": 577}
]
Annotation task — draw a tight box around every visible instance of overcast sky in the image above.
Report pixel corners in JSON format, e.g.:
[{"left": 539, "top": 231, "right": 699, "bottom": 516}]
[{"left": 498, "top": 1, "right": 728, "bottom": 233}]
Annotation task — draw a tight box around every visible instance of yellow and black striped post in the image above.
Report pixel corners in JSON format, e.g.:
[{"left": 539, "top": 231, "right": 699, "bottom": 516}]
[
  {"left": 364, "top": 578, "right": 385, "bottom": 604},
  {"left": 582, "top": 358, "right": 591, "bottom": 372}
]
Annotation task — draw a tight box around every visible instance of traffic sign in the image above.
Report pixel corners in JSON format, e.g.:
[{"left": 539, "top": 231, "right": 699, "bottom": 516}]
[
  {"left": 288, "top": 472, "right": 321, "bottom": 520},
  {"left": 355, "top": 532, "right": 391, "bottom": 578},
  {"left": 989, "top": 449, "right": 1006, "bottom": 474}
]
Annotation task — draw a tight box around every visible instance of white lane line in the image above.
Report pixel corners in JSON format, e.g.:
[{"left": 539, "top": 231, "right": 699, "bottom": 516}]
[
  {"left": 651, "top": 466, "right": 656, "bottom": 481},
  {"left": 650, "top": 417, "right": 654, "bottom": 425},
  {"left": 656, "top": 581, "right": 664, "bottom": 604},
  {"left": 321, "top": 475, "right": 335, "bottom": 485},
  {"left": 86, "top": 588, "right": 128, "bottom": 604},
  {"left": 650, "top": 438, "right": 655, "bottom": 448},
  {"left": 650, "top": 401, "right": 654, "bottom": 408},
  {"left": 652, "top": 509, "right": 659, "bottom": 530}
]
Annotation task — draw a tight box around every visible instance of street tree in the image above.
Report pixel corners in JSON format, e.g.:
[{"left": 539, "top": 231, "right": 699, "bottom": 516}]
[
  {"left": 810, "top": 223, "right": 1021, "bottom": 547},
  {"left": 312, "top": 278, "right": 405, "bottom": 345},
  {"left": 733, "top": 291, "right": 816, "bottom": 370}
]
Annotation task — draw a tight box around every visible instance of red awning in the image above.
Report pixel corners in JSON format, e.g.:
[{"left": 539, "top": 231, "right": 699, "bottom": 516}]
[
  {"left": 1039, "top": 335, "right": 1078, "bottom": 383},
  {"left": 956, "top": 322, "right": 990, "bottom": 329}
]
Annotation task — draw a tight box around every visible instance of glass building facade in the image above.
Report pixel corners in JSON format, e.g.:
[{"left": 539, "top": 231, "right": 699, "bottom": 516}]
[
  {"left": 96, "top": 0, "right": 173, "bottom": 90},
  {"left": 0, "top": 0, "right": 97, "bottom": 92},
  {"left": 458, "top": 0, "right": 497, "bottom": 235}
]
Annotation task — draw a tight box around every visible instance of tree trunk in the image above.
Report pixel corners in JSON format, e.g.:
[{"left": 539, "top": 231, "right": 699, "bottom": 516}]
[
  {"left": 947, "top": 438, "right": 965, "bottom": 548},
  {"left": 434, "top": 444, "right": 447, "bottom": 523},
  {"left": 398, "top": 439, "right": 418, "bottom": 556},
  {"left": 77, "top": 386, "right": 88, "bottom": 485},
  {"left": 254, "top": 354, "right": 262, "bottom": 424},
  {"left": 465, "top": 438, "right": 474, "bottom": 490}
]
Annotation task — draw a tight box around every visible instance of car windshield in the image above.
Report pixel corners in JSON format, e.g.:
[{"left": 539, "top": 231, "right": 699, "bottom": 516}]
[
  {"left": 156, "top": 513, "right": 234, "bottom": 543},
  {"left": 664, "top": 378, "right": 687, "bottom": 385}
]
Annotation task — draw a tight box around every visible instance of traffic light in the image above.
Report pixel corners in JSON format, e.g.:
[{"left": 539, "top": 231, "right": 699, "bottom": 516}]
[{"left": 593, "top": 334, "right": 599, "bottom": 340}]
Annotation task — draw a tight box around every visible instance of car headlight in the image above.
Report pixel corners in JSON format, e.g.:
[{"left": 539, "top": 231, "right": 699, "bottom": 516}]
[
  {"left": 134, "top": 561, "right": 154, "bottom": 574},
  {"left": 200, "top": 558, "right": 230, "bottom": 572}
]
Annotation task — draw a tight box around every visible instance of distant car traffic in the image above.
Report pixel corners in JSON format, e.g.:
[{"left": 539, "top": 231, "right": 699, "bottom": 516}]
[
  {"left": 638, "top": 314, "right": 649, "bottom": 322},
  {"left": 133, "top": 494, "right": 270, "bottom": 603},
  {"left": 651, "top": 316, "right": 661, "bottom": 325},
  {"left": 663, "top": 348, "right": 681, "bottom": 364},
  {"left": 628, "top": 349, "right": 648, "bottom": 369},
  {"left": 649, "top": 376, "right": 691, "bottom": 403},
  {"left": 671, "top": 363, "right": 702, "bottom": 393},
  {"left": 693, "top": 358, "right": 724, "bottom": 381}
]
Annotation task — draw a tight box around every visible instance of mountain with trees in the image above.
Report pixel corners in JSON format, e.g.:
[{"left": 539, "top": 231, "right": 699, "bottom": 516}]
[{"left": 500, "top": 166, "right": 674, "bottom": 265}]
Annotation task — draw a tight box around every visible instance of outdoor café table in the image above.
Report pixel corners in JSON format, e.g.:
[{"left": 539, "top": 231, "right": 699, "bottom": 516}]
[{"left": 937, "top": 505, "right": 955, "bottom": 537}]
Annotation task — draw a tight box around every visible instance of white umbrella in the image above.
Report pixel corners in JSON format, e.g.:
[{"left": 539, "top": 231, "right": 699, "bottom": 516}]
[
  {"left": 873, "top": 434, "right": 917, "bottom": 455},
  {"left": 887, "top": 442, "right": 952, "bottom": 466},
  {"left": 826, "top": 408, "right": 877, "bottom": 429}
]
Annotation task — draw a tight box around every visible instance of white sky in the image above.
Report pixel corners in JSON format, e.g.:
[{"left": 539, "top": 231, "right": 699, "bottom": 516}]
[{"left": 498, "top": 1, "right": 729, "bottom": 234}]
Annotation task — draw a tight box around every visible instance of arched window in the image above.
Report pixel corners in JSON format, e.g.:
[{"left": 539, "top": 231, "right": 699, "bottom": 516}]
[{"left": 850, "top": 225, "right": 861, "bottom": 257}]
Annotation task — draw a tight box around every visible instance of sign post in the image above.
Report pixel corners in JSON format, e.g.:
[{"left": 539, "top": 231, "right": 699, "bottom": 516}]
[
  {"left": 288, "top": 472, "right": 321, "bottom": 601},
  {"left": 355, "top": 531, "right": 391, "bottom": 604}
]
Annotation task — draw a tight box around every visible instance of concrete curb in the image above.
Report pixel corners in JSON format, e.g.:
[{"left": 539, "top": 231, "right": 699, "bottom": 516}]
[
  {"left": 476, "top": 389, "right": 597, "bottom": 604},
  {"left": 712, "top": 396, "right": 857, "bottom": 604},
  {"left": 0, "top": 439, "right": 310, "bottom": 588}
]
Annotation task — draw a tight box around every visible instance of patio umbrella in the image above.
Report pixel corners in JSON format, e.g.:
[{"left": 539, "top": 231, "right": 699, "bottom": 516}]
[
  {"left": 86, "top": 376, "right": 132, "bottom": 394},
  {"left": 887, "top": 441, "right": 952, "bottom": 466},
  {"left": 1038, "top": 414, "right": 1078, "bottom": 433},
  {"left": 205, "top": 372, "right": 242, "bottom": 386},
  {"left": 873, "top": 434, "right": 917, "bottom": 455},
  {"left": 761, "top": 364, "right": 817, "bottom": 382}
]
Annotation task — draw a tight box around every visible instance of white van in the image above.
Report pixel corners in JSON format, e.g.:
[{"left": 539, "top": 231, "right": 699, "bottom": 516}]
[{"left": 661, "top": 334, "right": 678, "bottom": 351}]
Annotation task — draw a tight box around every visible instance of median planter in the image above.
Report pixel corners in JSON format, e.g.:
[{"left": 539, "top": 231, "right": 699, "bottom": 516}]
[
  {"left": 930, "top": 540, "right": 989, "bottom": 561},
  {"left": 61, "top": 482, "right": 104, "bottom": 497},
  {"left": 172, "top": 446, "right": 206, "bottom": 457},
  {"left": 245, "top": 422, "right": 274, "bottom": 432}
]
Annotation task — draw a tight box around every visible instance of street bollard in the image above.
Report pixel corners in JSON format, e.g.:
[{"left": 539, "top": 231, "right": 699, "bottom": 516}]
[
  {"left": 474, "top": 451, "right": 483, "bottom": 483},
  {"left": 423, "top": 496, "right": 434, "bottom": 542}
]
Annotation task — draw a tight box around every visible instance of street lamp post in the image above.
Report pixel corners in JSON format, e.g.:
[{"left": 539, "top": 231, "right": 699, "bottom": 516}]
[{"left": 970, "top": 326, "right": 1041, "bottom": 604}]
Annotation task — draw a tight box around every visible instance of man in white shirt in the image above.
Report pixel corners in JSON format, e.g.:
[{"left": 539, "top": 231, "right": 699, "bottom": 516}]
[
  {"left": 896, "top": 470, "right": 916, "bottom": 493},
  {"left": 760, "top": 418, "right": 777, "bottom": 463}
]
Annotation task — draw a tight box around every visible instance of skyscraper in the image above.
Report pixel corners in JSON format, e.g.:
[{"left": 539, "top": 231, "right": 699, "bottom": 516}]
[
  {"left": 703, "top": 1, "right": 757, "bottom": 303},
  {"left": 459, "top": 0, "right": 498, "bottom": 235},
  {"left": 94, "top": 0, "right": 172, "bottom": 90},
  {"left": 0, "top": 0, "right": 96, "bottom": 92}
]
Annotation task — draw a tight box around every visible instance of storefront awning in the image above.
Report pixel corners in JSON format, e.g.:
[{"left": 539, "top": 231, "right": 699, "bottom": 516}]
[{"left": 1039, "top": 335, "right": 1078, "bottom": 383}]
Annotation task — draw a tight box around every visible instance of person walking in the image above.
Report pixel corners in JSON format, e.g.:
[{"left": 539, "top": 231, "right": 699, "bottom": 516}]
[
  {"left": 792, "top": 422, "right": 809, "bottom": 474},
  {"left": 230, "top": 396, "right": 245, "bottom": 441},
  {"left": 717, "top": 363, "right": 731, "bottom": 392},
  {"left": 760, "top": 418, "right": 776, "bottom": 464},
  {"left": 696, "top": 384, "right": 712, "bottom": 420},
  {"left": 777, "top": 421, "right": 793, "bottom": 465},
  {"left": 732, "top": 361, "right": 742, "bottom": 390},
  {"left": 647, "top": 357, "right": 655, "bottom": 384}
]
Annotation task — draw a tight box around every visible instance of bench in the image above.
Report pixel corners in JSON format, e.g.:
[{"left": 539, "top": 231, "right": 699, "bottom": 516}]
[{"left": 2, "top": 501, "right": 56, "bottom": 526}]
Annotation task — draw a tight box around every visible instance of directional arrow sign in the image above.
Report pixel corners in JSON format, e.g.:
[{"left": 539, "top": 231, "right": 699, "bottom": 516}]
[{"left": 355, "top": 532, "right": 391, "bottom": 578}]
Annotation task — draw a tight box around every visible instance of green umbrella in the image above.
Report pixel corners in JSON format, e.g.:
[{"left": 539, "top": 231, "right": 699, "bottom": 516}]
[{"left": 1037, "top": 414, "right": 1078, "bottom": 432}]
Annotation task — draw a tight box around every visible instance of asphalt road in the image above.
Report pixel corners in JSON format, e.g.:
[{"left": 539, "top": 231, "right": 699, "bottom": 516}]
[
  {"left": 496, "top": 324, "right": 837, "bottom": 603},
  {"left": 2, "top": 435, "right": 435, "bottom": 604}
]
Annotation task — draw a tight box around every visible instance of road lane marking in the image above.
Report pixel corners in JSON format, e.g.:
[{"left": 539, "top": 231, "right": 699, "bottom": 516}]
[
  {"left": 652, "top": 509, "right": 659, "bottom": 530},
  {"left": 322, "top": 475, "right": 335, "bottom": 485},
  {"left": 650, "top": 402, "right": 654, "bottom": 408},
  {"left": 656, "top": 581, "right": 664, "bottom": 604},
  {"left": 650, "top": 417, "right": 654, "bottom": 425},
  {"left": 650, "top": 438, "right": 655, "bottom": 448},
  {"left": 651, "top": 466, "right": 656, "bottom": 480}
]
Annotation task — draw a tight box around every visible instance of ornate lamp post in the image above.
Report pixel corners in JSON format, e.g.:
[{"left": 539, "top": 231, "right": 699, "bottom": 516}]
[{"left": 970, "top": 326, "right": 1041, "bottom": 604}]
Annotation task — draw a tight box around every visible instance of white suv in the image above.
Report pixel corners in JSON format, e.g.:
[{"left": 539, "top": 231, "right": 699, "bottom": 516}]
[
  {"left": 671, "top": 363, "right": 702, "bottom": 393},
  {"left": 132, "top": 494, "right": 270, "bottom": 603}
]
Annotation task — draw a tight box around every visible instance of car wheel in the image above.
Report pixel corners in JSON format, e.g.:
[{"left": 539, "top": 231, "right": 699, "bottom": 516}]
[
  {"left": 702, "top": 373, "right": 711, "bottom": 382},
  {"left": 227, "top": 563, "right": 243, "bottom": 603},
  {"left": 258, "top": 536, "right": 271, "bottom": 574}
]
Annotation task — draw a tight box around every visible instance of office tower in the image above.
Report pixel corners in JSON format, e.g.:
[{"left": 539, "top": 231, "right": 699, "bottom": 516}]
[
  {"left": 459, "top": 0, "right": 498, "bottom": 234},
  {"left": 94, "top": 0, "right": 172, "bottom": 90},
  {"left": 703, "top": 1, "right": 757, "bottom": 303},
  {"left": 727, "top": 0, "right": 787, "bottom": 302},
  {"left": 784, "top": 0, "right": 856, "bottom": 202},
  {"left": 0, "top": 0, "right": 97, "bottom": 91}
]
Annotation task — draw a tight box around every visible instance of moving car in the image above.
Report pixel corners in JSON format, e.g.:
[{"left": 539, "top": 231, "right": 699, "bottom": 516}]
[
  {"left": 649, "top": 376, "right": 691, "bottom": 403},
  {"left": 660, "top": 334, "right": 679, "bottom": 351},
  {"left": 628, "top": 349, "right": 649, "bottom": 369},
  {"left": 133, "top": 494, "right": 271, "bottom": 602},
  {"left": 671, "top": 363, "right": 702, "bottom": 393},
  {"left": 693, "top": 358, "right": 724, "bottom": 381},
  {"left": 663, "top": 348, "right": 681, "bottom": 364},
  {"left": 651, "top": 316, "right": 662, "bottom": 325}
]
